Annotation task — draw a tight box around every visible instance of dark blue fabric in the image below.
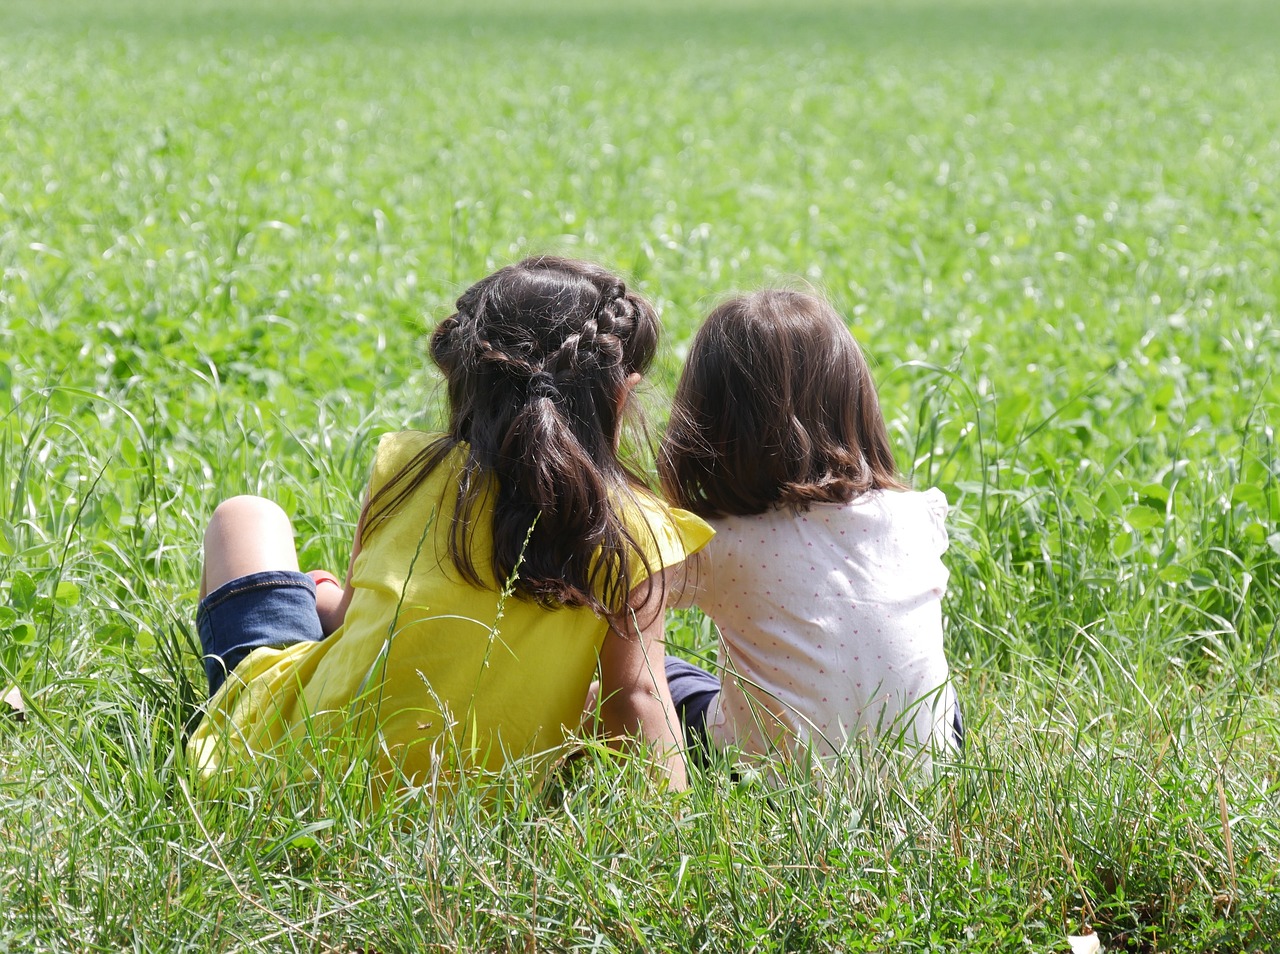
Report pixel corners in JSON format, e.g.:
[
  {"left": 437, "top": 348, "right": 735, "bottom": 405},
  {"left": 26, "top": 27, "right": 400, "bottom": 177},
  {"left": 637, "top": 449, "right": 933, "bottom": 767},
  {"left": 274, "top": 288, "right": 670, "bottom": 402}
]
[
  {"left": 664, "top": 655, "right": 721, "bottom": 770},
  {"left": 197, "top": 570, "right": 324, "bottom": 697}
]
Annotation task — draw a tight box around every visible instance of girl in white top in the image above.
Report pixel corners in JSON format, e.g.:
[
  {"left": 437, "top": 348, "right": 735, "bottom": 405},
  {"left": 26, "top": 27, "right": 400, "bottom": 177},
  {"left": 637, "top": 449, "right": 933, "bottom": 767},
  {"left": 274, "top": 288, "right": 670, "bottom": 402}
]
[{"left": 658, "top": 289, "right": 961, "bottom": 770}]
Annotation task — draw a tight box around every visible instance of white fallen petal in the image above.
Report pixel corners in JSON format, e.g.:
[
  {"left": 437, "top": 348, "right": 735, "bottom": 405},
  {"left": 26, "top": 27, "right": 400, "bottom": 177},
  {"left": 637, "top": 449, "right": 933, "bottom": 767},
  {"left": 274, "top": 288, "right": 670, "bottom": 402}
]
[
  {"left": 2, "top": 685, "right": 24, "bottom": 718},
  {"left": 1067, "top": 935, "right": 1102, "bottom": 954}
]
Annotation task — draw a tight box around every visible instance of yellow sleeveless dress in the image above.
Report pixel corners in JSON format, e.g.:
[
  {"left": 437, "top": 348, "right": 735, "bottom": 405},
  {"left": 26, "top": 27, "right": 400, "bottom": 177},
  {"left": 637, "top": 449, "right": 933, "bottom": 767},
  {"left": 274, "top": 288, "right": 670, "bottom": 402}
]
[{"left": 188, "top": 431, "right": 712, "bottom": 793}]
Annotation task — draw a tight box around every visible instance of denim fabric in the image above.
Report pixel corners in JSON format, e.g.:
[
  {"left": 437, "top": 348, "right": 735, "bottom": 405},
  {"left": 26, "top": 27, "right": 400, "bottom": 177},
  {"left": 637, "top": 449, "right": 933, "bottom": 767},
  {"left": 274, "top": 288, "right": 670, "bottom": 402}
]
[
  {"left": 664, "top": 655, "right": 721, "bottom": 770},
  {"left": 196, "top": 570, "right": 324, "bottom": 697}
]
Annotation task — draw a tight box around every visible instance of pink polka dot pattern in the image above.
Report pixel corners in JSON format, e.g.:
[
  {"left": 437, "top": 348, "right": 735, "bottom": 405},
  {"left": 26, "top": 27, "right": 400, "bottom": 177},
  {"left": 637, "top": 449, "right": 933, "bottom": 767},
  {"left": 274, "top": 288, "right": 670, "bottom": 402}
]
[{"left": 693, "top": 488, "right": 956, "bottom": 762}]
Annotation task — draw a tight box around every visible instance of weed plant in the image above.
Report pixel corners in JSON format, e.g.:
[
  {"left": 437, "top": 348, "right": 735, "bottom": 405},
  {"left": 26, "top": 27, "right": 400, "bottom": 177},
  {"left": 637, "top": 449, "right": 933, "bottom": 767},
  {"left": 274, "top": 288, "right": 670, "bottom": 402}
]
[{"left": 2, "top": 0, "right": 1279, "bottom": 950}]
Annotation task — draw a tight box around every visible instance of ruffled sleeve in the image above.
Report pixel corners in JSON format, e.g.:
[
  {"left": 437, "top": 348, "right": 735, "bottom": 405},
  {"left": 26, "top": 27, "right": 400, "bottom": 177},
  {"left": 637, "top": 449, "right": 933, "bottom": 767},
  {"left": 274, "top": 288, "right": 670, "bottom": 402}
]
[
  {"left": 367, "top": 431, "right": 442, "bottom": 496},
  {"left": 922, "top": 487, "right": 950, "bottom": 555},
  {"left": 621, "top": 491, "right": 715, "bottom": 586}
]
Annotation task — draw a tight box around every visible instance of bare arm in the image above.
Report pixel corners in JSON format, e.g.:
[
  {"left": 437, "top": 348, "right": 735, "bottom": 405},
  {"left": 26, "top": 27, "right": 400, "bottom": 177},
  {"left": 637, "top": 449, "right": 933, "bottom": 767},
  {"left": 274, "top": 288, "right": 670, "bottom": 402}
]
[
  {"left": 598, "top": 570, "right": 688, "bottom": 792},
  {"left": 313, "top": 491, "right": 369, "bottom": 636}
]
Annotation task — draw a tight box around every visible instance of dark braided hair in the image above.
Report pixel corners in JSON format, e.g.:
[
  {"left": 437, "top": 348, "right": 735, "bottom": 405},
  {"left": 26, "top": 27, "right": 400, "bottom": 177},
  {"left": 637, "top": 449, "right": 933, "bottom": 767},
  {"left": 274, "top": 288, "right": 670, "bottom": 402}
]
[{"left": 367, "top": 256, "right": 661, "bottom": 616}]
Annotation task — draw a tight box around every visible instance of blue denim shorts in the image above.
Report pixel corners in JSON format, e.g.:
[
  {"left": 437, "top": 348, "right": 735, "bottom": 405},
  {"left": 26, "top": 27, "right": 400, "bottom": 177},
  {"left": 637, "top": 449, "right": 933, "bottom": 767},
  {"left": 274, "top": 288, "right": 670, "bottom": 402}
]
[
  {"left": 664, "top": 656, "right": 721, "bottom": 770},
  {"left": 197, "top": 570, "right": 325, "bottom": 696}
]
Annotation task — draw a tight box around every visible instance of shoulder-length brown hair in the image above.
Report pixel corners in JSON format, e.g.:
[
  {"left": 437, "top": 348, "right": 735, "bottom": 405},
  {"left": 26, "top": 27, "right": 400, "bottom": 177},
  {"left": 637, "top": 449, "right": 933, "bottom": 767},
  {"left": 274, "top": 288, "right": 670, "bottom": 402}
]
[{"left": 659, "top": 289, "right": 903, "bottom": 518}]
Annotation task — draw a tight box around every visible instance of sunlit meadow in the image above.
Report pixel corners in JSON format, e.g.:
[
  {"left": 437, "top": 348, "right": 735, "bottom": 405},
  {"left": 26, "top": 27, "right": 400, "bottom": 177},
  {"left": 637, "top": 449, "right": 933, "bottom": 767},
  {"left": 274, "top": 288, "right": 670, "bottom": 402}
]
[{"left": 2, "top": 1, "right": 1279, "bottom": 950}]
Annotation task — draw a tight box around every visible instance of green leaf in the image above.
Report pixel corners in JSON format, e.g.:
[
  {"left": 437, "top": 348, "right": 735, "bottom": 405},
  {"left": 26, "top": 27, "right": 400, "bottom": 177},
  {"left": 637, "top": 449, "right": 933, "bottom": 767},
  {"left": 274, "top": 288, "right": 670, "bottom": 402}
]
[
  {"left": 1070, "top": 490, "right": 1099, "bottom": 522},
  {"left": 96, "top": 622, "right": 134, "bottom": 648},
  {"left": 1125, "top": 505, "right": 1163, "bottom": 532},
  {"left": 119, "top": 437, "right": 139, "bottom": 468},
  {"left": 1111, "top": 531, "right": 1136, "bottom": 559},
  {"left": 9, "top": 573, "right": 37, "bottom": 611},
  {"left": 1096, "top": 481, "right": 1125, "bottom": 516},
  {"left": 1231, "top": 483, "right": 1265, "bottom": 510},
  {"left": 55, "top": 581, "right": 81, "bottom": 606},
  {"left": 276, "top": 485, "right": 298, "bottom": 516},
  {"left": 1187, "top": 571, "right": 1218, "bottom": 592},
  {"left": 1243, "top": 523, "right": 1267, "bottom": 545},
  {"left": 995, "top": 391, "right": 1031, "bottom": 442},
  {"left": 1139, "top": 483, "right": 1169, "bottom": 507}
]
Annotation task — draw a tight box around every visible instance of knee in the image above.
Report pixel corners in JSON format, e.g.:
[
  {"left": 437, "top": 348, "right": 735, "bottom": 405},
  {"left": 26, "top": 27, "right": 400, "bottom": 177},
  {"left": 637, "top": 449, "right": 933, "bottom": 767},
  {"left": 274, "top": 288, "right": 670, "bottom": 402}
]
[
  {"left": 201, "top": 495, "right": 302, "bottom": 595},
  {"left": 207, "top": 495, "right": 291, "bottom": 536}
]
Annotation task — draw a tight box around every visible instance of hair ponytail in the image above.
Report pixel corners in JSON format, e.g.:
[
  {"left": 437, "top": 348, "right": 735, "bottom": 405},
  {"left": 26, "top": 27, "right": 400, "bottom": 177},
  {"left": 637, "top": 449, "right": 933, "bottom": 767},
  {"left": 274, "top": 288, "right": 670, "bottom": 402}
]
[{"left": 368, "top": 257, "right": 659, "bottom": 615}]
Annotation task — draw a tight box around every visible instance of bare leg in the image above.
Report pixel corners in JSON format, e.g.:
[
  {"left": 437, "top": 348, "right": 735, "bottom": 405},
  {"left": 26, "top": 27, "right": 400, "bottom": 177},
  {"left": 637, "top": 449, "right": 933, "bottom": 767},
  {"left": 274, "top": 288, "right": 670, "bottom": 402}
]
[{"left": 200, "top": 495, "right": 301, "bottom": 598}]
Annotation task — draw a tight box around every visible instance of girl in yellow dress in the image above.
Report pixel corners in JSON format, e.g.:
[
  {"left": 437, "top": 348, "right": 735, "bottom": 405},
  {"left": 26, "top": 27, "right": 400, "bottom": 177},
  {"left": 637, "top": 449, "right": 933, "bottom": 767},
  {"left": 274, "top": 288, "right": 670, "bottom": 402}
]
[{"left": 189, "top": 257, "right": 712, "bottom": 794}]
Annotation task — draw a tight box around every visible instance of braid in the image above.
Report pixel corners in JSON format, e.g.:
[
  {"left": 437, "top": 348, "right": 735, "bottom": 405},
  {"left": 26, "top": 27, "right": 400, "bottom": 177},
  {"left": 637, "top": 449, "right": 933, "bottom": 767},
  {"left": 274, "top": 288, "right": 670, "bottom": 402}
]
[
  {"left": 545, "top": 290, "right": 638, "bottom": 382},
  {"left": 599, "top": 290, "right": 637, "bottom": 331},
  {"left": 474, "top": 336, "right": 539, "bottom": 378},
  {"left": 386, "top": 256, "right": 663, "bottom": 615},
  {"left": 446, "top": 307, "right": 539, "bottom": 378}
]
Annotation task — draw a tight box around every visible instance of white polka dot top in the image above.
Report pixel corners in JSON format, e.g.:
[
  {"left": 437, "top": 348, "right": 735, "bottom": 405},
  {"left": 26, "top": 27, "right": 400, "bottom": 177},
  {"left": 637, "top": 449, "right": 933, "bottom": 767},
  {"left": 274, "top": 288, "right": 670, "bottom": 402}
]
[{"left": 688, "top": 488, "right": 957, "bottom": 765}]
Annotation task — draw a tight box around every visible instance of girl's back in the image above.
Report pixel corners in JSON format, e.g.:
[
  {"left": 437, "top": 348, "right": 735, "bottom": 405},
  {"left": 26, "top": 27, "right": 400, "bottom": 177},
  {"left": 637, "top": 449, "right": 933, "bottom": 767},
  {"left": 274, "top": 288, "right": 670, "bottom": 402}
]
[
  {"left": 191, "top": 431, "right": 702, "bottom": 786},
  {"left": 660, "top": 289, "right": 960, "bottom": 769},
  {"left": 191, "top": 257, "right": 709, "bottom": 794},
  {"left": 690, "top": 488, "right": 954, "bottom": 761}
]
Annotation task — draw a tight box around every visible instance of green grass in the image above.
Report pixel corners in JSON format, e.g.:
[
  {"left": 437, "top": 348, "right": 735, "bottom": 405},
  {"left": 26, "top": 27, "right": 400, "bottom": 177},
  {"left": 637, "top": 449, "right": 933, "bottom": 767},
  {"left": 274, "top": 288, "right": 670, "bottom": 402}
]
[{"left": 3, "top": 0, "right": 1280, "bottom": 950}]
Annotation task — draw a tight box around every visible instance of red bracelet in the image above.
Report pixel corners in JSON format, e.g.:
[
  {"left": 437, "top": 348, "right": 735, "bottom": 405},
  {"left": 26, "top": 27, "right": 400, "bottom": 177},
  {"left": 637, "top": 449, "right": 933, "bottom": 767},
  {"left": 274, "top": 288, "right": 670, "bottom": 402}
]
[{"left": 307, "top": 570, "right": 341, "bottom": 588}]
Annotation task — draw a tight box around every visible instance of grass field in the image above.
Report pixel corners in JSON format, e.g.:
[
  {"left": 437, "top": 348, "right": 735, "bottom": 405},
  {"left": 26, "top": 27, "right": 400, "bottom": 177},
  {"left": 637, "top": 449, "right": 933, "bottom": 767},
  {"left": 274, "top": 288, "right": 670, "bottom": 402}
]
[{"left": 3, "top": 0, "right": 1280, "bottom": 950}]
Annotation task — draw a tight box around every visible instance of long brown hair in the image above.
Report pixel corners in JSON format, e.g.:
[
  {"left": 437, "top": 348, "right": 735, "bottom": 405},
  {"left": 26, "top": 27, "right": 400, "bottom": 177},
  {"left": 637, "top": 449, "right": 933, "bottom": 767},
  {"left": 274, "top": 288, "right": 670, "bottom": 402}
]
[
  {"left": 368, "top": 256, "right": 660, "bottom": 615},
  {"left": 659, "top": 289, "right": 903, "bottom": 518}
]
